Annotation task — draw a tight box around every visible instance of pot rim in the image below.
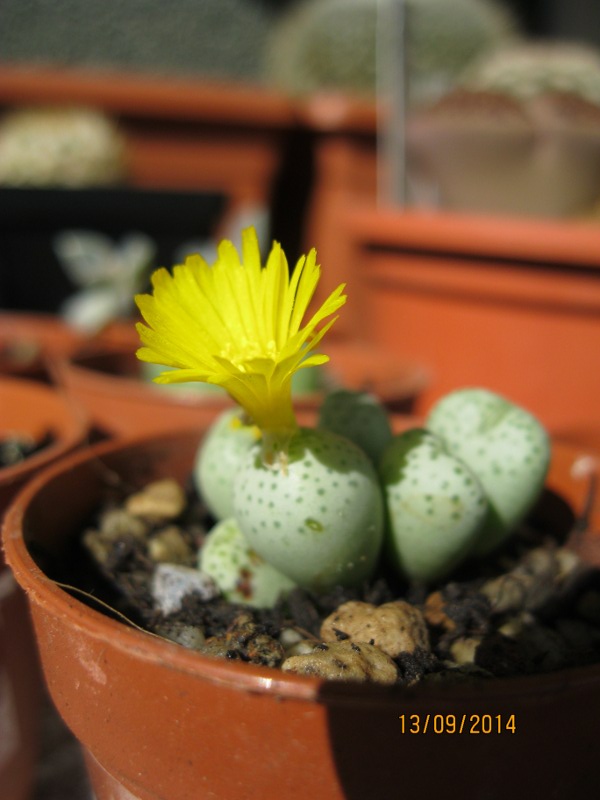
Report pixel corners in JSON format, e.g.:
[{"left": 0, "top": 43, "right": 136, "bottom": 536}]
[
  {"left": 3, "top": 426, "right": 600, "bottom": 706},
  {"left": 62, "top": 335, "right": 431, "bottom": 411},
  {"left": 0, "top": 375, "right": 88, "bottom": 490}
]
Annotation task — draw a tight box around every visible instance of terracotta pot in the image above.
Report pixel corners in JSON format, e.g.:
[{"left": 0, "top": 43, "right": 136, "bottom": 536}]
[
  {"left": 3, "top": 423, "right": 600, "bottom": 800},
  {"left": 0, "top": 568, "right": 42, "bottom": 800},
  {"left": 0, "top": 312, "right": 86, "bottom": 381},
  {"left": 57, "top": 329, "right": 428, "bottom": 437},
  {"left": 0, "top": 375, "right": 89, "bottom": 510},
  {"left": 406, "top": 90, "right": 600, "bottom": 218},
  {"left": 348, "top": 208, "right": 600, "bottom": 450},
  {"left": 0, "top": 375, "right": 89, "bottom": 800},
  {"left": 294, "top": 92, "right": 378, "bottom": 339}
]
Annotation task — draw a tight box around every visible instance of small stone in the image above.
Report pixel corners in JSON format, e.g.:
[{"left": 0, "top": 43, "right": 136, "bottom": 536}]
[
  {"left": 498, "top": 612, "right": 535, "bottom": 638},
  {"left": 449, "top": 637, "right": 481, "bottom": 665},
  {"left": 200, "top": 638, "right": 235, "bottom": 661},
  {"left": 424, "top": 586, "right": 492, "bottom": 643},
  {"left": 82, "top": 528, "right": 112, "bottom": 565},
  {"left": 282, "top": 640, "right": 398, "bottom": 685},
  {"left": 480, "top": 546, "right": 558, "bottom": 614},
  {"left": 154, "top": 621, "right": 206, "bottom": 650},
  {"left": 151, "top": 563, "right": 219, "bottom": 615},
  {"left": 148, "top": 526, "right": 193, "bottom": 564},
  {"left": 125, "top": 479, "right": 187, "bottom": 523},
  {"left": 202, "top": 613, "right": 285, "bottom": 668},
  {"left": 320, "top": 600, "right": 430, "bottom": 658},
  {"left": 423, "top": 591, "right": 457, "bottom": 632},
  {"left": 99, "top": 508, "right": 149, "bottom": 540},
  {"left": 480, "top": 545, "right": 589, "bottom": 619},
  {"left": 279, "top": 628, "right": 316, "bottom": 657}
]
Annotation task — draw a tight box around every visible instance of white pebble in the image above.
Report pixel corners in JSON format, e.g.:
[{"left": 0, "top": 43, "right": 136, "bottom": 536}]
[{"left": 151, "top": 563, "right": 219, "bottom": 615}]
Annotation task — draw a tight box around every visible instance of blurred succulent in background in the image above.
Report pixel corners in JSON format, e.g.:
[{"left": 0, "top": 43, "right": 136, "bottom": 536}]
[
  {"left": 0, "top": 106, "right": 127, "bottom": 186},
  {"left": 54, "top": 230, "right": 156, "bottom": 333},
  {"left": 263, "top": 0, "right": 520, "bottom": 106},
  {"left": 407, "top": 39, "right": 600, "bottom": 217},
  {"left": 459, "top": 41, "right": 600, "bottom": 103}
]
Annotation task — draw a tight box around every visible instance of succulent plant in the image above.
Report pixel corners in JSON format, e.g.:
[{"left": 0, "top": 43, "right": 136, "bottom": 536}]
[
  {"left": 406, "top": 0, "right": 521, "bottom": 106},
  {"left": 234, "top": 426, "right": 384, "bottom": 591},
  {"left": 263, "top": 0, "right": 520, "bottom": 105},
  {"left": 199, "top": 516, "right": 296, "bottom": 607},
  {"left": 460, "top": 41, "right": 600, "bottom": 104},
  {"left": 136, "top": 228, "right": 384, "bottom": 593},
  {"left": 0, "top": 106, "right": 127, "bottom": 186},
  {"left": 54, "top": 230, "right": 156, "bottom": 334},
  {"left": 426, "top": 387, "right": 551, "bottom": 555},
  {"left": 318, "top": 388, "right": 393, "bottom": 464},
  {"left": 379, "top": 428, "right": 488, "bottom": 583},
  {"left": 135, "top": 227, "right": 552, "bottom": 596},
  {"left": 193, "top": 408, "right": 260, "bottom": 522}
]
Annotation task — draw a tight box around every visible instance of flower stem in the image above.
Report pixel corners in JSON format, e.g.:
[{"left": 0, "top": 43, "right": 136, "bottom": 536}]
[{"left": 260, "top": 427, "right": 298, "bottom": 472}]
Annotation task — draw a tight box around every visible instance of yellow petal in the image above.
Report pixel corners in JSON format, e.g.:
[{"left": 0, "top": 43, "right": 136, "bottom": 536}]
[{"left": 134, "top": 226, "right": 347, "bottom": 447}]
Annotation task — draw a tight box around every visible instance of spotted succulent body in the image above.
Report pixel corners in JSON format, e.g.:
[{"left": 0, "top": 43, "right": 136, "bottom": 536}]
[
  {"left": 193, "top": 408, "right": 260, "bottom": 521},
  {"left": 199, "top": 517, "right": 295, "bottom": 608},
  {"left": 379, "top": 428, "right": 488, "bottom": 583},
  {"left": 233, "top": 427, "right": 384, "bottom": 591},
  {"left": 426, "top": 387, "right": 551, "bottom": 554}
]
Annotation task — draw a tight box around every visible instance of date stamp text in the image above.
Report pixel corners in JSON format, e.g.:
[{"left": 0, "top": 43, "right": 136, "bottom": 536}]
[{"left": 399, "top": 714, "right": 516, "bottom": 735}]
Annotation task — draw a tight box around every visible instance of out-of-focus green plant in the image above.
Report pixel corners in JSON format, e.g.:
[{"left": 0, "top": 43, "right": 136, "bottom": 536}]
[
  {"left": 263, "top": 0, "right": 520, "bottom": 106},
  {"left": 55, "top": 230, "right": 156, "bottom": 333},
  {"left": 0, "top": 106, "right": 127, "bottom": 187},
  {"left": 460, "top": 40, "right": 600, "bottom": 103}
]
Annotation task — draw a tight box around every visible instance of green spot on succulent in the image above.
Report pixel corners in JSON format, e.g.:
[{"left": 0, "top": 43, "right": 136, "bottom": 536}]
[{"left": 305, "top": 518, "right": 324, "bottom": 532}]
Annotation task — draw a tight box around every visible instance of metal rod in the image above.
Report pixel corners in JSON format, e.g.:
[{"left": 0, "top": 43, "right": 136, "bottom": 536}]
[{"left": 376, "top": 0, "right": 408, "bottom": 206}]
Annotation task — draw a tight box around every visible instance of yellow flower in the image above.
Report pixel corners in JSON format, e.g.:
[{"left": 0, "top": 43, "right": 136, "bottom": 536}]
[{"left": 135, "top": 227, "right": 346, "bottom": 455}]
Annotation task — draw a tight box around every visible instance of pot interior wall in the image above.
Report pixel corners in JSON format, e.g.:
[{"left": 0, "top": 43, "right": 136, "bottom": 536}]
[{"left": 23, "top": 432, "right": 203, "bottom": 562}]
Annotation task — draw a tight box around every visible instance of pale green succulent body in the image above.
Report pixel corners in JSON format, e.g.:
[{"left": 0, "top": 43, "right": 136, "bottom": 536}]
[
  {"left": 426, "top": 388, "right": 551, "bottom": 555},
  {"left": 193, "top": 408, "right": 259, "bottom": 522},
  {"left": 379, "top": 428, "right": 488, "bottom": 582},
  {"left": 233, "top": 427, "right": 384, "bottom": 591},
  {"left": 194, "top": 385, "right": 550, "bottom": 593},
  {"left": 199, "top": 517, "right": 296, "bottom": 608},
  {"left": 318, "top": 389, "right": 393, "bottom": 465}
]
